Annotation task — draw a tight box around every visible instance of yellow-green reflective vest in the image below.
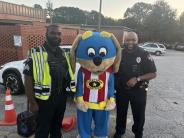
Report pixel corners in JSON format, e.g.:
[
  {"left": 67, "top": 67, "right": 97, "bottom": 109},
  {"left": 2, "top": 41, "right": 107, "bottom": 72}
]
[{"left": 30, "top": 46, "right": 76, "bottom": 100}]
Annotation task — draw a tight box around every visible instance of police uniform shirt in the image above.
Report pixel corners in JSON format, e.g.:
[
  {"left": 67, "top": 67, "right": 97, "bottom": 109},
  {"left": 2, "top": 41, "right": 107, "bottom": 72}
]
[
  {"left": 115, "top": 46, "right": 156, "bottom": 89},
  {"left": 23, "top": 43, "right": 69, "bottom": 93}
]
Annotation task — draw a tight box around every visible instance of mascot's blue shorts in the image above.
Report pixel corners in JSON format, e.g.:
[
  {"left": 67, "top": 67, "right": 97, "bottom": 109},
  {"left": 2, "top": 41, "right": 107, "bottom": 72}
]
[{"left": 77, "top": 109, "right": 109, "bottom": 138}]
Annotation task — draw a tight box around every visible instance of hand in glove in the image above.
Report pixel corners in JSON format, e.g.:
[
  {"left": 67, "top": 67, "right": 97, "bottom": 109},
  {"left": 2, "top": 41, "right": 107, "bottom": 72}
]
[
  {"left": 76, "top": 101, "right": 88, "bottom": 112},
  {"left": 105, "top": 100, "right": 116, "bottom": 111}
]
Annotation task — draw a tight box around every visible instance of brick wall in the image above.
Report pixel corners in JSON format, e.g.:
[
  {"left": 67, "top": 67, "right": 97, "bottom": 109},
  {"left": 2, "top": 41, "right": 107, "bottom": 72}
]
[
  {"left": 19, "top": 22, "right": 47, "bottom": 59},
  {"left": 0, "top": 22, "right": 79, "bottom": 65},
  {"left": 0, "top": 24, "right": 21, "bottom": 65},
  {"left": 62, "top": 28, "right": 79, "bottom": 45}
]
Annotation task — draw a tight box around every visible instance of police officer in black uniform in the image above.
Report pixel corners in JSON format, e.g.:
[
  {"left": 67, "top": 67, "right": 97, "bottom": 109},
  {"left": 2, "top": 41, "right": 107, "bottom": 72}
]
[
  {"left": 114, "top": 32, "right": 157, "bottom": 138},
  {"left": 23, "top": 25, "right": 71, "bottom": 138}
]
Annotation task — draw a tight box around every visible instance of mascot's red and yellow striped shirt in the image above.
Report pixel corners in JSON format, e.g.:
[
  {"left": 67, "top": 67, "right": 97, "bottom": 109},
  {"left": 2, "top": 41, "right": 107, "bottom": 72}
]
[{"left": 75, "top": 67, "right": 115, "bottom": 110}]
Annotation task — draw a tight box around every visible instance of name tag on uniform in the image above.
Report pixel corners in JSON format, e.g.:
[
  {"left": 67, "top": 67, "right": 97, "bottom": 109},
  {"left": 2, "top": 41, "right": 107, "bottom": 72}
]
[{"left": 132, "top": 65, "right": 138, "bottom": 73}]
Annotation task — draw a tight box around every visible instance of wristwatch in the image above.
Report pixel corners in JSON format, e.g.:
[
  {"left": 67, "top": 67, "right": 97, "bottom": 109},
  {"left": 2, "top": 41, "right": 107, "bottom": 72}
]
[{"left": 136, "top": 77, "right": 141, "bottom": 82}]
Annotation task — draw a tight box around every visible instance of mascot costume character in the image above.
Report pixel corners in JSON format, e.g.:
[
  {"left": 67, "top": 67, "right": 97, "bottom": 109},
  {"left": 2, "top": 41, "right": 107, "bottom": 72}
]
[{"left": 71, "top": 31, "right": 121, "bottom": 138}]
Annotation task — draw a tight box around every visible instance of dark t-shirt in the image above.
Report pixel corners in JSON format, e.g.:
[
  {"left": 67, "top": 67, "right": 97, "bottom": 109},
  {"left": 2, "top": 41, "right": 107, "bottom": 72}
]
[
  {"left": 115, "top": 47, "right": 156, "bottom": 90},
  {"left": 23, "top": 43, "right": 70, "bottom": 94}
]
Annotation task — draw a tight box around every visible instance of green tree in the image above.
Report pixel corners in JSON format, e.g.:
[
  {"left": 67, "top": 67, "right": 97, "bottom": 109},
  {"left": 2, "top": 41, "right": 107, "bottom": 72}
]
[
  {"left": 121, "top": 2, "right": 153, "bottom": 41},
  {"left": 144, "top": 0, "right": 177, "bottom": 42},
  {"left": 53, "top": 7, "right": 86, "bottom": 24},
  {"left": 180, "top": 12, "right": 184, "bottom": 24},
  {"left": 34, "top": 4, "right": 43, "bottom": 9},
  {"left": 87, "top": 10, "right": 101, "bottom": 25},
  {"left": 179, "top": 12, "right": 184, "bottom": 42},
  {"left": 124, "top": 2, "right": 152, "bottom": 25},
  {"left": 52, "top": 7, "right": 120, "bottom": 26}
]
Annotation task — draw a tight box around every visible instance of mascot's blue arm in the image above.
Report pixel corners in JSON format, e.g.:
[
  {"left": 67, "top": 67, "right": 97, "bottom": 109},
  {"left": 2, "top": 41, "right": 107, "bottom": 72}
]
[{"left": 108, "top": 73, "right": 115, "bottom": 98}]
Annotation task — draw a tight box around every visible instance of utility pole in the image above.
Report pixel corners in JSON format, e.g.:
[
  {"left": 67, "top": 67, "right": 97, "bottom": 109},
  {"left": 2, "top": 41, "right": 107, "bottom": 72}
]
[
  {"left": 85, "top": 12, "right": 88, "bottom": 25},
  {"left": 98, "top": 0, "right": 102, "bottom": 31},
  {"left": 46, "top": 0, "right": 54, "bottom": 24}
]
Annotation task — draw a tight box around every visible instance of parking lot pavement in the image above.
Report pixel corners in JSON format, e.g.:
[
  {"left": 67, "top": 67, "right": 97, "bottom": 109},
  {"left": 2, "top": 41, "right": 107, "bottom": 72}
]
[{"left": 0, "top": 50, "right": 184, "bottom": 138}]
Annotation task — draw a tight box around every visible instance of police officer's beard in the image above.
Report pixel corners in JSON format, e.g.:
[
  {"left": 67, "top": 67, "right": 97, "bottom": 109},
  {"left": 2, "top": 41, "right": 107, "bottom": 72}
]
[
  {"left": 125, "top": 44, "right": 137, "bottom": 52},
  {"left": 46, "top": 35, "right": 61, "bottom": 47}
]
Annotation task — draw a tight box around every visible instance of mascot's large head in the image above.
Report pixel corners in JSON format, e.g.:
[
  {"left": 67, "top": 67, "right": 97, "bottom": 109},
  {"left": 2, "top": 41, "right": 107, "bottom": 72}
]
[{"left": 71, "top": 31, "right": 122, "bottom": 74}]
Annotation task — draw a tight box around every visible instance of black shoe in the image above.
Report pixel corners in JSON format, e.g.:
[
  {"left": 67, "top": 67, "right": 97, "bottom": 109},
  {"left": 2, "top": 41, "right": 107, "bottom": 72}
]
[{"left": 113, "top": 133, "right": 122, "bottom": 138}]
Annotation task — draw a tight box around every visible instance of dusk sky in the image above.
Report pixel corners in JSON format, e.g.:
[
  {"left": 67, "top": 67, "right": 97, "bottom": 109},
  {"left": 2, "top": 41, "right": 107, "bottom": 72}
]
[{"left": 1, "top": 0, "right": 184, "bottom": 19}]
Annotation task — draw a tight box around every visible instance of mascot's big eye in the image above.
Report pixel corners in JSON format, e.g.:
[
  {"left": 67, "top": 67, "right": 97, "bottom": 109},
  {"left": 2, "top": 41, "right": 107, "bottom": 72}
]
[
  {"left": 99, "top": 47, "right": 107, "bottom": 57},
  {"left": 88, "top": 48, "right": 96, "bottom": 57}
]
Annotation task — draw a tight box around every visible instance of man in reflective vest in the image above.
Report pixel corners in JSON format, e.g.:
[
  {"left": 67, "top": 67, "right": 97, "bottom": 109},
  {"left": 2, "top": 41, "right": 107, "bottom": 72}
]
[{"left": 23, "top": 24, "right": 75, "bottom": 138}]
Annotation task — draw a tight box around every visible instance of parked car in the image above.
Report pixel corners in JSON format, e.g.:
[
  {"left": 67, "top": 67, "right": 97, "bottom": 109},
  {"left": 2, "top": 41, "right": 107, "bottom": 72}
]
[
  {"left": 139, "top": 43, "right": 166, "bottom": 56},
  {"left": 0, "top": 45, "right": 79, "bottom": 95},
  {"left": 175, "top": 43, "right": 184, "bottom": 51},
  {"left": 0, "top": 60, "right": 25, "bottom": 94}
]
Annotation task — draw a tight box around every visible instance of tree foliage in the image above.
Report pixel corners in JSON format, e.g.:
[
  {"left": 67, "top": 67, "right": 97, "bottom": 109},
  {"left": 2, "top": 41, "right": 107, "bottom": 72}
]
[
  {"left": 33, "top": 4, "right": 43, "bottom": 9},
  {"left": 52, "top": 7, "right": 117, "bottom": 26},
  {"left": 122, "top": 1, "right": 181, "bottom": 42},
  {"left": 48, "top": 1, "right": 184, "bottom": 43}
]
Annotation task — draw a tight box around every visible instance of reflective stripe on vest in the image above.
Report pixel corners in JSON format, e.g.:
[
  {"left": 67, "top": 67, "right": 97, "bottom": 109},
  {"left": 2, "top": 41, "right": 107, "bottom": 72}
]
[
  {"left": 64, "top": 52, "right": 76, "bottom": 93},
  {"left": 31, "top": 46, "right": 51, "bottom": 100}
]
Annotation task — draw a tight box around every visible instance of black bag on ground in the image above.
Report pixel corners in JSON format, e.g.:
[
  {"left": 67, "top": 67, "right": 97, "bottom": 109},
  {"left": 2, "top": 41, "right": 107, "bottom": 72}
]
[{"left": 17, "top": 100, "right": 37, "bottom": 137}]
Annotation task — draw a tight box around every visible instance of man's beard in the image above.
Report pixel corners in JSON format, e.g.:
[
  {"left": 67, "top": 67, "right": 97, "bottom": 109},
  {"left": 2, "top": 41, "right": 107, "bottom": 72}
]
[
  {"left": 125, "top": 44, "right": 137, "bottom": 52},
  {"left": 46, "top": 36, "right": 61, "bottom": 47}
]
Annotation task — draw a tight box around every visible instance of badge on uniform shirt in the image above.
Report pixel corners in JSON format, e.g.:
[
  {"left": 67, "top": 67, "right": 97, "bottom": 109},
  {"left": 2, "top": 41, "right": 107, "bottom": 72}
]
[{"left": 136, "top": 57, "right": 141, "bottom": 63}]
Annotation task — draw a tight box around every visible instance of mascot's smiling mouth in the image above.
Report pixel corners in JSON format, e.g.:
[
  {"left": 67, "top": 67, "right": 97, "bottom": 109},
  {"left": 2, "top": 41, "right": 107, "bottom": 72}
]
[{"left": 94, "top": 67, "right": 106, "bottom": 74}]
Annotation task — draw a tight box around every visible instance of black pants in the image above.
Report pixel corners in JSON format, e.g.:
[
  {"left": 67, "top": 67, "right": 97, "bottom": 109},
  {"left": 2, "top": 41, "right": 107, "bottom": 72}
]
[
  {"left": 35, "top": 92, "right": 67, "bottom": 138},
  {"left": 115, "top": 88, "right": 147, "bottom": 138}
]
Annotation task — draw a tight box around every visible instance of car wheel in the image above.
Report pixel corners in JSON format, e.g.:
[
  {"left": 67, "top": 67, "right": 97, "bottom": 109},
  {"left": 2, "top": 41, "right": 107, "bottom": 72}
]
[
  {"left": 155, "top": 51, "right": 161, "bottom": 56},
  {"left": 3, "top": 72, "right": 24, "bottom": 95}
]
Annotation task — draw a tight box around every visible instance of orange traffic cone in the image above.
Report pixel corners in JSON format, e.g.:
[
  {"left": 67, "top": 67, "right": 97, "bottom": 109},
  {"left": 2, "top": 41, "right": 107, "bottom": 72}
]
[
  {"left": 0, "top": 88, "right": 17, "bottom": 126},
  {"left": 61, "top": 115, "right": 76, "bottom": 132}
]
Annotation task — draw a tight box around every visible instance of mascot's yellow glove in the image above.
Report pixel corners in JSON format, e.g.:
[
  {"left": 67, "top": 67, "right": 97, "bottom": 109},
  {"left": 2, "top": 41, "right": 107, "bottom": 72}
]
[
  {"left": 105, "top": 97, "right": 116, "bottom": 111},
  {"left": 75, "top": 96, "right": 88, "bottom": 112}
]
